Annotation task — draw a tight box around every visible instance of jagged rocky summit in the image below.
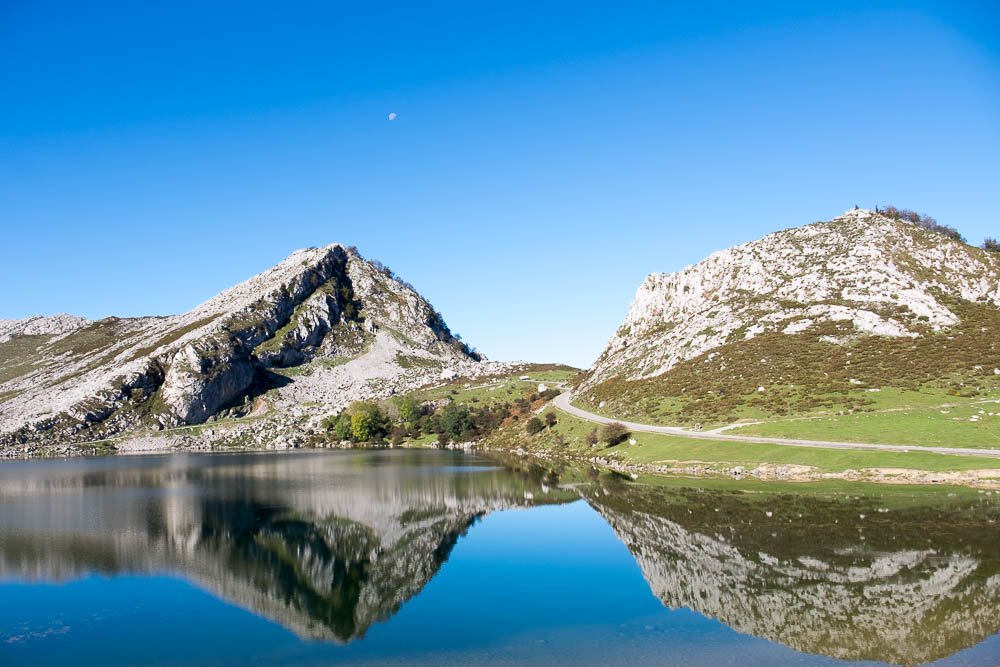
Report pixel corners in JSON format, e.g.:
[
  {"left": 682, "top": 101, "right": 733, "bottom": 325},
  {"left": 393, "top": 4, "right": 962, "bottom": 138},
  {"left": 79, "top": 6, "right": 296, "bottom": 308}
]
[
  {"left": 0, "top": 244, "right": 498, "bottom": 454},
  {"left": 580, "top": 208, "right": 1000, "bottom": 420}
]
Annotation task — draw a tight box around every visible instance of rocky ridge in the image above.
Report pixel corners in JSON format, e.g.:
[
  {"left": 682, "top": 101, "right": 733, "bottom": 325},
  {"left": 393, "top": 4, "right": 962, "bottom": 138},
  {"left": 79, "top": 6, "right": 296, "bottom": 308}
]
[
  {"left": 0, "top": 245, "right": 498, "bottom": 454},
  {"left": 583, "top": 209, "right": 1000, "bottom": 391}
]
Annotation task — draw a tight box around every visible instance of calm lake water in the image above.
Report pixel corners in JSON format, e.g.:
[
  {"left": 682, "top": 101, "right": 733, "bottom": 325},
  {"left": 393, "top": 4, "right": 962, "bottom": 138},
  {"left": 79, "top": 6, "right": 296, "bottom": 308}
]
[{"left": 1, "top": 449, "right": 998, "bottom": 666}]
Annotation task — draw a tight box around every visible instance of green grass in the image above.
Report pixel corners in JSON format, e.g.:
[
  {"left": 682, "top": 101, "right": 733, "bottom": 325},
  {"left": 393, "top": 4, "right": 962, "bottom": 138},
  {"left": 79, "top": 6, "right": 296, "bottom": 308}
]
[
  {"left": 582, "top": 297, "right": 1000, "bottom": 427},
  {"left": 255, "top": 299, "right": 312, "bottom": 354},
  {"left": 395, "top": 354, "right": 442, "bottom": 370},
  {"left": 272, "top": 355, "right": 355, "bottom": 378},
  {"left": 623, "top": 469, "right": 991, "bottom": 499},
  {"left": 125, "top": 315, "right": 216, "bottom": 361},
  {"left": 0, "top": 389, "right": 22, "bottom": 404},
  {"left": 410, "top": 364, "right": 578, "bottom": 408},
  {"left": 497, "top": 411, "right": 1000, "bottom": 475},
  {"left": 578, "top": 380, "right": 1000, "bottom": 449},
  {"left": 402, "top": 432, "right": 439, "bottom": 447},
  {"left": 0, "top": 334, "right": 50, "bottom": 385},
  {"left": 729, "top": 387, "right": 1000, "bottom": 448}
]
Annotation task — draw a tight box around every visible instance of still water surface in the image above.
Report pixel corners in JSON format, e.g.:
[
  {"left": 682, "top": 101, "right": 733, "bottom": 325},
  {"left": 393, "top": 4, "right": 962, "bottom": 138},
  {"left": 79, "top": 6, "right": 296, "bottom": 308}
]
[{"left": 1, "top": 449, "right": 998, "bottom": 666}]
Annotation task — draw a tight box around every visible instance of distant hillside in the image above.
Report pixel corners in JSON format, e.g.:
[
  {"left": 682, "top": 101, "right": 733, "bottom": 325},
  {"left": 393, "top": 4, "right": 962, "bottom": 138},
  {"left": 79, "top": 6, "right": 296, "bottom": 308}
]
[
  {"left": 580, "top": 208, "right": 1000, "bottom": 425},
  {"left": 0, "top": 245, "right": 491, "bottom": 452}
]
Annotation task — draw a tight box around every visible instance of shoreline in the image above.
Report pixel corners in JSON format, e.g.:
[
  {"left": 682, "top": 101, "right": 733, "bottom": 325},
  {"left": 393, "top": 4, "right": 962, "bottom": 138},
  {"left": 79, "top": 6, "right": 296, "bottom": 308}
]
[
  {"left": 6, "top": 434, "right": 998, "bottom": 490},
  {"left": 475, "top": 444, "right": 1000, "bottom": 490}
]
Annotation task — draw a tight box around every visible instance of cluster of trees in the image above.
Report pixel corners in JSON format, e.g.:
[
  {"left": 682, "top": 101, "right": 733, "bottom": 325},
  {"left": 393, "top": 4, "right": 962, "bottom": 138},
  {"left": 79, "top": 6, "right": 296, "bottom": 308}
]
[
  {"left": 524, "top": 411, "right": 558, "bottom": 434},
  {"left": 424, "top": 310, "right": 482, "bottom": 361},
  {"left": 878, "top": 206, "right": 965, "bottom": 243},
  {"left": 319, "top": 385, "right": 595, "bottom": 449},
  {"left": 320, "top": 392, "right": 539, "bottom": 447},
  {"left": 522, "top": 413, "right": 631, "bottom": 448},
  {"left": 584, "top": 422, "right": 631, "bottom": 447},
  {"left": 984, "top": 237, "right": 1000, "bottom": 253}
]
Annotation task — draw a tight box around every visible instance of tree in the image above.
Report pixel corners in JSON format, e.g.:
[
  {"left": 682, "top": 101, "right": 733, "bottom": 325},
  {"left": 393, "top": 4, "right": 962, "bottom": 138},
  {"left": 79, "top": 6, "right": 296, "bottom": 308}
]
[
  {"left": 525, "top": 417, "right": 544, "bottom": 435},
  {"left": 600, "top": 422, "right": 630, "bottom": 446},
  {"left": 399, "top": 395, "right": 421, "bottom": 423},
  {"left": 333, "top": 412, "right": 353, "bottom": 441},
  {"left": 543, "top": 411, "right": 557, "bottom": 428},
  {"left": 585, "top": 429, "right": 599, "bottom": 447},
  {"left": 440, "top": 403, "right": 474, "bottom": 442},
  {"left": 351, "top": 411, "right": 375, "bottom": 442},
  {"left": 390, "top": 425, "right": 408, "bottom": 447},
  {"left": 350, "top": 402, "right": 385, "bottom": 442},
  {"left": 984, "top": 237, "right": 1000, "bottom": 253}
]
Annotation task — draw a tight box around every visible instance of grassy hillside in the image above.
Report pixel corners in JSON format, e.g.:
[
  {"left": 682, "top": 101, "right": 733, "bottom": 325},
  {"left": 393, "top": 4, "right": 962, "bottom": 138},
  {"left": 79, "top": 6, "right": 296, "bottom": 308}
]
[
  {"left": 485, "top": 408, "right": 1000, "bottom": 476},
  {"left": 579, "top": 298, "right": 1000, "bottom": 433},
  {"left": 393, "top": 368, "right": 1000, "bottom": 484}
]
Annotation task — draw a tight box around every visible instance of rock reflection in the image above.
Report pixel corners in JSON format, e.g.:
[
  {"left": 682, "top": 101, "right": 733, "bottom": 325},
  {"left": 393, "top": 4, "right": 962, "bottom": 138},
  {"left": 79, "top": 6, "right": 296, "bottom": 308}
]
[
  {"left": 584, "top": 475, "right": 1000, "bottom": 666},
  {"left": 0, "top": 450, "right": 572, "bottom": 642},
  {"left": 1, "top": 452, "right": 998, "bottom": 665}
]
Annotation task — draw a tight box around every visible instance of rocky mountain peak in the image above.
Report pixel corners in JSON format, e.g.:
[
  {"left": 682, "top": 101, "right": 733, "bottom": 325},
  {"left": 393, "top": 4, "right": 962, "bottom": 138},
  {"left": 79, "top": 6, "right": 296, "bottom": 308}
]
[
  {"left": 582, "top": 209, "right": 1000, "bottom": 391},
  {"left": 0, "top": 314, "right": 90, "bottom": 342},
  {"left": 0, "top": 244, "right": 489, "bottom": 451}
]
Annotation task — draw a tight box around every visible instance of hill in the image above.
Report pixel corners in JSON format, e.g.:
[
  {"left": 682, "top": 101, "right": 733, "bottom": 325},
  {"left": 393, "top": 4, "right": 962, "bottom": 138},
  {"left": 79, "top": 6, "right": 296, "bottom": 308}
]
[
  {"left": 578, "top": 208, "right": 1000, "bottom": 428},
  {"left": 0, "top": 245, "right": 493, "bottom": 454}
]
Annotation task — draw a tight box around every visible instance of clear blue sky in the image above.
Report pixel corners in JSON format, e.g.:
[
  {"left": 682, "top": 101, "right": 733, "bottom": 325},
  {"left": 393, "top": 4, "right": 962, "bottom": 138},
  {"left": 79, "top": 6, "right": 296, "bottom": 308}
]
[{"left": 2, "top": 1, "right": 998, "bottom": 368}]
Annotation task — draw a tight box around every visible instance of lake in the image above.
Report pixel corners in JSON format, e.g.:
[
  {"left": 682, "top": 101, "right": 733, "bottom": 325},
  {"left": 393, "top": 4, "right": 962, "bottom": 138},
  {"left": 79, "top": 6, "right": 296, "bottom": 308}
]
[{"left": 1, "top": 449, "right": 998, "bottom": 666}]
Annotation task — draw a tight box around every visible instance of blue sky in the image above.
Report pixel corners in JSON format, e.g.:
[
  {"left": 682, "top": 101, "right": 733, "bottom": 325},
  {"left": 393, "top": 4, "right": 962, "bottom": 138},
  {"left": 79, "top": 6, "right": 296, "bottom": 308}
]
[{"left": 2, "top": 1, "right": 998, "bottom": 367}]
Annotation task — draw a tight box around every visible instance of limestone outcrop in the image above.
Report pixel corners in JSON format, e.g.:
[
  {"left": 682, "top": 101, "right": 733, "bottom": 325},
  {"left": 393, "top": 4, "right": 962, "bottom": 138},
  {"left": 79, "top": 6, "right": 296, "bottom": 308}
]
[
  {"left": 0, "top": 245, "right": 490, "bottom": 453},
  {"left": 584, "top": 209, "right": 1000, "bottom": 390}
]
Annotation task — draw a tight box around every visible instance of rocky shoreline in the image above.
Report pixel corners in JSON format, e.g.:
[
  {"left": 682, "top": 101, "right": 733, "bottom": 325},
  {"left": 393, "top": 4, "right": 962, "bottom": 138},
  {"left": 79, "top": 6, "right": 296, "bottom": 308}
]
[
  {"left": 5, "top": 426, "right": 1000, "bottom": 491},
  {"left": 477, "top": 444, "right": 1000, "bottom": 490}
]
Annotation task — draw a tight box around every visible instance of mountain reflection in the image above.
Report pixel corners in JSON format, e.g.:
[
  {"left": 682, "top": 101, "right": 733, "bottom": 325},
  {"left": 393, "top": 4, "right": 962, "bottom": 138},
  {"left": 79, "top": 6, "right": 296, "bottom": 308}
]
[
  {"left": 0, "top": 451, "right": 998, "bottom": 665},
  {"left": 0, "top": 450, "right": 573, "bottom": 642},
  {"left": 582, "top": 475, "right": 1000, "bottom": 667}
]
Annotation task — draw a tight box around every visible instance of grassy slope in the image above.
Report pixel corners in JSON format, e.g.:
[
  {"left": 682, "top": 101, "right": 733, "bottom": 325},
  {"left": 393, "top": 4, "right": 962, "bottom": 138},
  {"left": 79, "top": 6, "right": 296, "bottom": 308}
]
[
  {"left": 581, "top": 298, "right": 1000, "bottom": 432},
  {"left": 407, "top": 364, "right": 578, "bottom": 407},
  {"left": 730, "top": 387, "right": 1000, "bottom": 447},
  {"left": 415, "top": 369, "right": 1000, "bottom": 477},
  {"left": 578, "top": 382, "right": 1000, "bottom": 449},
  {"left": 497, "top": 410, "right": 1000, "bottom": 474}
]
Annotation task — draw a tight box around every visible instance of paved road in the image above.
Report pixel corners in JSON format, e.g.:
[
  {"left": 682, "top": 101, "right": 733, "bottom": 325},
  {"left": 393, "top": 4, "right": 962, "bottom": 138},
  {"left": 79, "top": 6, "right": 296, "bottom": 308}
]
[{"left": 552, "top": 392, "right": 1000, "bottom": 459}]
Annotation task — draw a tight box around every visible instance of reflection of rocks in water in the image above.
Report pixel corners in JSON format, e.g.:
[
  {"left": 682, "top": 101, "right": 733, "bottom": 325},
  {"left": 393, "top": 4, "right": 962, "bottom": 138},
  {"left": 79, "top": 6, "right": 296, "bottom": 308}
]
[
  {"left": 175, "top": 498, "right": 482, "bottom": 641},
  {"left": 587, "top": 482, "right": 1000, "bottom": 666},
  {"left": 0, "top": 451, "right": 573, "bottom": 642}
]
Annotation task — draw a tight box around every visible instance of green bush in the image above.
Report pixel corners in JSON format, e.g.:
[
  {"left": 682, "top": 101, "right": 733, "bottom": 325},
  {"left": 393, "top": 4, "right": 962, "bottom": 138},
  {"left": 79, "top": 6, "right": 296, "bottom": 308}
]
[
  {"left": 334, "top": 412, "right": 353, "bottom": 441},
  {"left": 440, "top": 403, "right": 474, "bottom": 442},
  {"left": 350, "top": 402, "right": 386, "bottom": 442},
  {"left": 398, "top": 395, "right": 421, "bottom": 423},
  {"left": 600, "top": 422, "right": 630, "bottom": 446}
]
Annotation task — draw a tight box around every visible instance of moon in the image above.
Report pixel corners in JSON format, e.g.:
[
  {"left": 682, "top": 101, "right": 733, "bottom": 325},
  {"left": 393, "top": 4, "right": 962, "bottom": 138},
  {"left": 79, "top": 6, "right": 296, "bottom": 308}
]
[{"left": 387, "top": 112, "right": 397, "bottom": 121}]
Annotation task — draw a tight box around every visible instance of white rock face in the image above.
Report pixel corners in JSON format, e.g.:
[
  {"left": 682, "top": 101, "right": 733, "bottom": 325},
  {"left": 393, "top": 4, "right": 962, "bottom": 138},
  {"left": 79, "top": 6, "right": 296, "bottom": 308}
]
[
  {"left": 585, "top": 209, "right": 1000, "bottom": 388},
  {"left": 0, "top": 244, "right": 488, "bottom": 450},
  {"left": 0, "top": 314, "right": 89, "bottom": 342}
]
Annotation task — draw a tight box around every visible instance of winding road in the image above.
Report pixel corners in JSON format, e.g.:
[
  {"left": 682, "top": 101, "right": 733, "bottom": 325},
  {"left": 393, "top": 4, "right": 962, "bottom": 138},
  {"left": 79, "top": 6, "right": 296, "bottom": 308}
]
[{"left": 552, "top": 392, "right": 1000, "bottom": 459}]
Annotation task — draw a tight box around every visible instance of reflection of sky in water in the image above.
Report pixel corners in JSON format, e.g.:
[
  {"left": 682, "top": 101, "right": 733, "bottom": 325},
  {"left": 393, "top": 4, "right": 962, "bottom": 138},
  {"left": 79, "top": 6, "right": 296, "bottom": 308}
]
[{"left": 0, "top": 451, "right": 998, "bottom": 666}]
